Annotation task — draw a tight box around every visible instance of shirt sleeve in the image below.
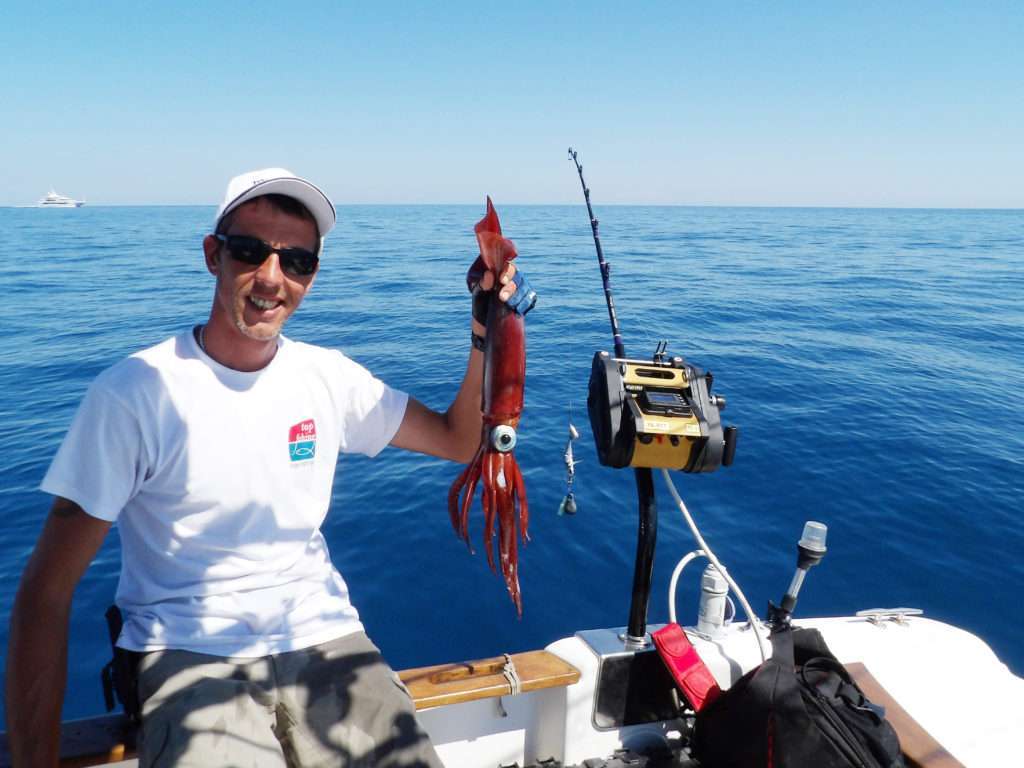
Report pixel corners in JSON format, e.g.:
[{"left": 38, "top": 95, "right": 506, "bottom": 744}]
[
  {"left": 40, "top": 378, "right": 149, "bottom": 522},
  {"left": 333, "top": 352, "right": 409, "bottom": 457}
]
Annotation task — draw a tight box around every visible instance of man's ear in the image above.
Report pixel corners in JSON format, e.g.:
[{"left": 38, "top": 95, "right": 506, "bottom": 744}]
[{"left": 202, "top": 235, "right": 221, "bottom": 275}]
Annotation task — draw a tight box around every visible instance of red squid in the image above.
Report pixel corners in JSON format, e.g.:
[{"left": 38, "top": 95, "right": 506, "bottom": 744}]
[{"left": 448, "top": 197, "right": 529, "bottom": 615}]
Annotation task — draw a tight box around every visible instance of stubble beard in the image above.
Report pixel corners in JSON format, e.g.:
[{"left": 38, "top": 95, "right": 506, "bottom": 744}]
[
  {"left": 222, "top": 275, "right": 288, "bottom": 343},
  {"left": 233, "top": 310, "right": 284, "bottom": 342}
]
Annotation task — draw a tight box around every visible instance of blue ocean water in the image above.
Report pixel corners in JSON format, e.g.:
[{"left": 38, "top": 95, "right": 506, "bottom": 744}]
[{"left": 0, "top": 204, "right": 1021, "bottom": 723}]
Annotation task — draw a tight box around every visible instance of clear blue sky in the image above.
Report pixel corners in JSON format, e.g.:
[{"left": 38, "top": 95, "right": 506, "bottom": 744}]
[{"left": 2, "top": 1, "right": 1021, "bottom": 207}]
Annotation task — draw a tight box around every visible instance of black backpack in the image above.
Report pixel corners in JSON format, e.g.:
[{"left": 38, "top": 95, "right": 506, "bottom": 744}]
[{"left": 692, "top": 624, "right": 904, "bottom": 767}]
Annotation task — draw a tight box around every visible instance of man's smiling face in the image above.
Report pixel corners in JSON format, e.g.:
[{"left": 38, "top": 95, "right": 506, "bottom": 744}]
[{"left": 208, "top": 197, "right": 319, "bottom": 344}]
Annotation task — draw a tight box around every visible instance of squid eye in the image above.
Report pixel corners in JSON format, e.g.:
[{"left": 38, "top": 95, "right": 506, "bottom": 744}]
[{"left": 490, "top": 425, "right": 517, "bottom": 453}]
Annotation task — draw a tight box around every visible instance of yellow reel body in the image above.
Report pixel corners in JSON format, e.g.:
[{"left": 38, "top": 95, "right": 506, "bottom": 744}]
[{"left": 587, "top": 351, "right": 737, "bottom": 472}]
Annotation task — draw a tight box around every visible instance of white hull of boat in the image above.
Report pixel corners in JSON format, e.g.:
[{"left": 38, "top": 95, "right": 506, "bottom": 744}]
[
  {"left": 419, "top": 613, "right": 1021, "bottom": 767},
  {"left": 36, "top": 190, "right": 84, "bottom": 207}
]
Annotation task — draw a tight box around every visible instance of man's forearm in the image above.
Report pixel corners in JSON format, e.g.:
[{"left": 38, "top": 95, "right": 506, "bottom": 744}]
[
  {"left": 6, "top": 500, "right": 110, "bottom": 765},
  {"left": 5, "top": 576, "right": 72, "bottom": 765},
  {"left": 390, "top": 318, "right": 486, "bottom": 462},
  {"left": 442, "top": 319, "right": 487, "bottom": 461}
]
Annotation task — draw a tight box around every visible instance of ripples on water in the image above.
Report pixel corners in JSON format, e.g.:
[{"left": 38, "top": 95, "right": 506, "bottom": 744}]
[{"left": 0, "top": 204, "right": 1021, "bottom": 721}]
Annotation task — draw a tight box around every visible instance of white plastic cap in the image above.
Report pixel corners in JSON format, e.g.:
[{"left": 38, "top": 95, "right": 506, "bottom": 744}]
[
  {"left": 799, "top": 521, "right": 828, "bottom": 553},
  {"left": 700, "top": 563, "right": 729, "bottom": 596}
]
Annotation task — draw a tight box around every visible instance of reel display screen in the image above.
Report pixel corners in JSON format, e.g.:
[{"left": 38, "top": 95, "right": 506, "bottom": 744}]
[{"left": 641, "top": 390, "right": 692, "bottom": 417}]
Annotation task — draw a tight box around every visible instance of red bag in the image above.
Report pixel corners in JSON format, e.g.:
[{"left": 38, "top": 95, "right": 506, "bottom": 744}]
[{"left": 652, "top": 622, "right": 721, "bottom": 712}]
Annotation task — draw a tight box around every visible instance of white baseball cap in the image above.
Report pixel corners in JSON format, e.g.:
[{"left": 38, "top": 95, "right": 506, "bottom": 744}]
[{"left": 215, "top": 168, "right": 336, "bottom": 239}]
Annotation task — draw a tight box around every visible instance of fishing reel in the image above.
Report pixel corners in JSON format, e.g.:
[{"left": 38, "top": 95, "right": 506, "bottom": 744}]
[{"left": 587, "top": 342, "right": 738, "bottom": 472}]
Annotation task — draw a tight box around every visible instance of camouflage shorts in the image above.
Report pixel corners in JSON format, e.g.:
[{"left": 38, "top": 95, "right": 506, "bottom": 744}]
[{"left": 136, "top": 631, "right": 443, "bottom": 768}]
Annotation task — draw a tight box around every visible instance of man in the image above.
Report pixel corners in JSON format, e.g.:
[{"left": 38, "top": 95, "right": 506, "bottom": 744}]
[{"left": 5, "top": 169, "right": 535, "bottom": 767}]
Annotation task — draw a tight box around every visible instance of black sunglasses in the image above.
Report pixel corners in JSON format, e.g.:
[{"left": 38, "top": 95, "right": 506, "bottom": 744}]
[{"left": 215, "top": 234, "right": 319, "bottom": 277}]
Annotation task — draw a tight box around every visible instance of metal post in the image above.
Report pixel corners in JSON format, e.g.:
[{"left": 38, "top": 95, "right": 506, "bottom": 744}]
[{"left": 625, "top": 467, "right": 657, "bottom": 647}]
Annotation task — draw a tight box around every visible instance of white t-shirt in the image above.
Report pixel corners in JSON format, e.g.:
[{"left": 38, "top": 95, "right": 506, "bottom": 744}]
[{"left": 41, "top": 330, "right": 409, "bottom": 657}]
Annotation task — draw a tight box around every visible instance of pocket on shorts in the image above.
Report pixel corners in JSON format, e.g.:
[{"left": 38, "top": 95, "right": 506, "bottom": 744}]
[{"left": 391, "top": 671, "right": 414, "bottom": 701}]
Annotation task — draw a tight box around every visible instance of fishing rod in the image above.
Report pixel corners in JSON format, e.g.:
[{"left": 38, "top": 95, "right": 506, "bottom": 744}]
[
  {"left": 568, "top": 148, "right": 737, "bottom": 649},
  {"left": 569, "top": 148, "right": 625, "bottom": 360},
  {"left": 569, "top": 148, "right": 656, "bottom": 648}
]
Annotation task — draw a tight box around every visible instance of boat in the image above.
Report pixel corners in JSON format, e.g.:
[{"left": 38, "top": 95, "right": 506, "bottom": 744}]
[
  {"left": 1, "top": 511, "right": 1020, "bottom": 767},
  {"left": 36, "top": 190, "right": 85, "bottom": 208}
]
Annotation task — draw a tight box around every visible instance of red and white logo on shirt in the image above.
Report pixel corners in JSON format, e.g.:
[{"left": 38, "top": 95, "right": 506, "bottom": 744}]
[{"left": 288, "top": 420, "right": 317, "bottom": 462}]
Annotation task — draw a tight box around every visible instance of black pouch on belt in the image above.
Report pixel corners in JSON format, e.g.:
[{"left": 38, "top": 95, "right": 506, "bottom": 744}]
[{"left": 100, "top": 604, "right": 143, "bottom": 725}]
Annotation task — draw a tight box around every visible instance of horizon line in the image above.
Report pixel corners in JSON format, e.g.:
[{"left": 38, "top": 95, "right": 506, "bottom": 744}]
[{"left": 3, "top": 203, "right": 1022, "bottom": 212}]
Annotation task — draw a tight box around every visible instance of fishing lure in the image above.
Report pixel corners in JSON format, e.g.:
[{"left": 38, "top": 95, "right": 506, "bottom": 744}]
[{"left": 558, "top": 421, "right": 580, "bottom": 515}]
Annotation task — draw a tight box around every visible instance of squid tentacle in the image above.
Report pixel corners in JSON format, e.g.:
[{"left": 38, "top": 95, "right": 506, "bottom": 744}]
[
  {"left": 482, "top": 452, "right": 498, "bottom": 572},
  {"left": 460, "top": 434, "right": 487, "bottom": 545},
  {"left": 502, "top": 484, "right": 522, "bottom": 617},
  {"left": 459, "top": 454, "right": 483, "bottom": 552},
  {"left": 448, "top": 442, "right": 483, "bottom": 535},
  {"left": 511, "top": 458, "right": 529, "bottom": 543}
]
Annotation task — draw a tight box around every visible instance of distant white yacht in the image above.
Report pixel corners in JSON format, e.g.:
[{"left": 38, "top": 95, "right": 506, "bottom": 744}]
[{"left": 37, "top": 190, "right": 85, "bottom": 208}]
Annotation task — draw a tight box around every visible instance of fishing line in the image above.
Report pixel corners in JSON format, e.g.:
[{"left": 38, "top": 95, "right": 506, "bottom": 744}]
[{"left": 554, "top": 157, "right": 596, "bottom": 517}]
